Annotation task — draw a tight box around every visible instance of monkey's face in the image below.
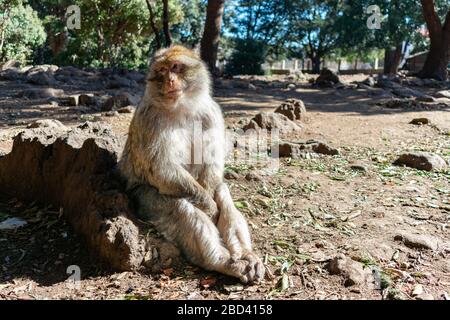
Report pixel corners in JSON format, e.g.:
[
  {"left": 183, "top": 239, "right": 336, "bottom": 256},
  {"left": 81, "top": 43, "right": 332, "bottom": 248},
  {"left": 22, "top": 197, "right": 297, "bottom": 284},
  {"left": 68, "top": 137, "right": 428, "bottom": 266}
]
[{"left": 147, "top": 46, "right": 210, "bottom": 105}]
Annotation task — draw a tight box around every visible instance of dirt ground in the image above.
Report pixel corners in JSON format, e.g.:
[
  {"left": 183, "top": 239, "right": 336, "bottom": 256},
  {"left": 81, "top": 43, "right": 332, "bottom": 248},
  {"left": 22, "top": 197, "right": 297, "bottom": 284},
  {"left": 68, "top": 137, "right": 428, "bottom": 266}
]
[{"left": 0, "top": 73, "right": 449, "bottom": 300}]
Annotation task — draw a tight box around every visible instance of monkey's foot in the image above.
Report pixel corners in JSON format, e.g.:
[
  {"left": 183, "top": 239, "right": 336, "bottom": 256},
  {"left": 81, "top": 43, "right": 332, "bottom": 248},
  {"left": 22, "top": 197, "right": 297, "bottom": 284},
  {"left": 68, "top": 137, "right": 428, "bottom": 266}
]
[{"left": 227, "top": 252, "right": 265, "bottom": 284}]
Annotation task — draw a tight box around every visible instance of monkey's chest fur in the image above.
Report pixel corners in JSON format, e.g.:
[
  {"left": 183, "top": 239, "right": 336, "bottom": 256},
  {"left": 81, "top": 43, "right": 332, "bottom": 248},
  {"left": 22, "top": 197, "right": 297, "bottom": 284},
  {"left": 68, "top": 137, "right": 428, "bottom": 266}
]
[{"left": 121, "top": 101, "right": 226, "bottom": 191}]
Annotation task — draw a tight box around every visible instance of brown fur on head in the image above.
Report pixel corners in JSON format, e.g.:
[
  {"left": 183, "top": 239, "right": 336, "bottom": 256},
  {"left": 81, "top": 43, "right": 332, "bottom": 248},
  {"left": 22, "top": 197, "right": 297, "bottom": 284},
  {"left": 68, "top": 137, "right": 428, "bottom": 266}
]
[{"left": 146, "top": 45, "right": 211, "bottom": 105}]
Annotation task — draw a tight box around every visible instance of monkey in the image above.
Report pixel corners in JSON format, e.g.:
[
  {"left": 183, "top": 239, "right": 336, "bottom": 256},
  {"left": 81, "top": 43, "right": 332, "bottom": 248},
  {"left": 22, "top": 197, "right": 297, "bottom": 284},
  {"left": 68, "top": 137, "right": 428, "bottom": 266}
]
[{"left": 119, "top": 45, "right": 264, "bottom": 283}]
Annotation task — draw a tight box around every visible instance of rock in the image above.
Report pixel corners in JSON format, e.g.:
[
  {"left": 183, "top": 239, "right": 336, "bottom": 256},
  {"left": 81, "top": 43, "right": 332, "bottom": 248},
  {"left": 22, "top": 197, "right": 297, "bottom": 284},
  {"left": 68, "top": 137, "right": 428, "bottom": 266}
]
[
  {"left": 101, "top": 93, "right": 134, "bottom": 111},
  {"left": 0, "top": 68, "right": 22, "bottom": 81},
  {"left": 436, "top": 90, "right": 450, "bottom": 99},
  {"left": 377, "top": 77, "right": 403, "bottom": 90},
  {"left": 67, "top": 95, "right": 80, "bottom": 106},
  {"left": 287, "top": 83, "right": 296, "bottom": 90},
  {"left": 393, "top": 152, "right": 447, "bottom": 171},
  {"left": 274, "top": 99, "right": 307, "bottom": 122},
  {"left": 349, "top": 162, "right": 368, "bottom": 173},
  {"left": 409, "top": 118, "right": 430, "bottom": 125},
  {"left": 224, "top": 171, "right": 239, "bottom": 180},
  {"left": 392, "top": 87, "right": 425, "bottom": 98},
  {"left": 243, "top": 112, "right": 303, "bottom": 133},
  {"left": 107, "top": 75, "right": 138, "bottom": 88},
  {"left": 56, "top": 66, "right": 92, "bottom": 78},
  {"left": 0, "top": 217, "right": 27, "bottom": 230},
  {"left": 26, "top": 66, "right": 57, "bottom": 86},
  {"left": 394, "top": 232, "right": 440, "bottom": 251},
  {"left": 27, "top": 119, "right": 66, "bottom": 130},
  {"left": 18, "top": 88, "right": 64, "bottom": 99},
  {"left": 416, "top": 293, "right": 434, "bottom": 300},
  {"left": 411, "top": 284, "right": 424, "bottom": 296},
  {"left": 124, "top": 70, "right": 145, "bottom": 83},
  {"left": 104, "top": 111, "right": 119, "bottom": 117},
  {"left": 315, "top": 68, "right": 340, "bottom": 87},
  {"left": 79, "top": 94, "right": 97, "bottom": 106},
  {"left": 277, "top": 140, "right": 339, "bottom": 157},
  {"left": 327, "top": 254, "right": 368, "bottom": 287},
  {"left": 245, "top": 172, "right": 262, "bottom": 182},
  {"left": 416, "top": 95, "right": 436, "bottom": 102},
  {"left": 0, "top": 122, "right": 178, "bottom": 271},
  {"left": 1, "top": 59, "right": 21, "bottom": 70},
  {"left": 362, "top": 76, "right": 376, "bottom": 87},
  {"left": 117, "top": 106, "right": 135, "bottom": 114},
  {"left": 248, "top": 83, "right": 257, "bottom": 90}
]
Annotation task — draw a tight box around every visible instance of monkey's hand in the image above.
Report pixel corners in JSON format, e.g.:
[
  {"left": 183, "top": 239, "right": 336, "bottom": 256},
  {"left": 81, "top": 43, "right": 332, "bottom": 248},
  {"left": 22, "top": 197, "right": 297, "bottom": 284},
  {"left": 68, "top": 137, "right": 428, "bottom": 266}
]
[{"left": 196, "top": 194, "right": 219, "bottom": 219}]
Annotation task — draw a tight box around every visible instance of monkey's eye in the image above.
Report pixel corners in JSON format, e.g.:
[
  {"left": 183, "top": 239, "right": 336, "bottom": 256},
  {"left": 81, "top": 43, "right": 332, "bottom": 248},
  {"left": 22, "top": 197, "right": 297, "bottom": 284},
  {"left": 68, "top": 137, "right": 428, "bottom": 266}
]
[
  {"left": 171, "top": 63, "right": 184, "bottom": 73},
  {"left": 157, "top": 66, "right": 168, "bottom": 73}
]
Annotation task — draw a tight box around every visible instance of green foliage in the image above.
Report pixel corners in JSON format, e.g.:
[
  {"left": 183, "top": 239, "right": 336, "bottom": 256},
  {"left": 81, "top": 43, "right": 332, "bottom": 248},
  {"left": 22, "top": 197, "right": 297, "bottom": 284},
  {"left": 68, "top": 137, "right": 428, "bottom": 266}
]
[
  {"left": 0, "top": 0, "right": 46, "bottom": 63},
  {"left": 225, "top": 38, "right": 266, "bottom": 75}
]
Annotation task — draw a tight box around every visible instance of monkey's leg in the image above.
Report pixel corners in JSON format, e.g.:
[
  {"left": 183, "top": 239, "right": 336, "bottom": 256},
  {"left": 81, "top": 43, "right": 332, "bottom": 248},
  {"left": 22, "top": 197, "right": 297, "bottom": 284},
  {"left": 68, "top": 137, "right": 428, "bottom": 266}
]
[
  {"left": 214, "top": 183, "right": 265, "bottom": 282},
  {"left": 131, "top": 184, "right": 257, "bottom": 283}
]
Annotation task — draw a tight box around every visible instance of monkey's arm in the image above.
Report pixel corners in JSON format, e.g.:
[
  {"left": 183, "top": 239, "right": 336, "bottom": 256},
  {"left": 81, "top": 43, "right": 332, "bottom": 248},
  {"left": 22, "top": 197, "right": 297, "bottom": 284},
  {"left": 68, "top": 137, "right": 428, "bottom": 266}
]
[{"left": 149, "top": 161, "right": 218, "bottom": 216}]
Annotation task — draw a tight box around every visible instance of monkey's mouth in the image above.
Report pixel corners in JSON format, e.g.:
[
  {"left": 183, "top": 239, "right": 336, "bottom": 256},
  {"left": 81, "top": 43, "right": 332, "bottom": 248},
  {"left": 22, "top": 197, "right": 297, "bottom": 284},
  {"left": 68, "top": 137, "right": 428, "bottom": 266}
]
[{"left": 165, "top": 89, "right": 183, "bottom": 99}]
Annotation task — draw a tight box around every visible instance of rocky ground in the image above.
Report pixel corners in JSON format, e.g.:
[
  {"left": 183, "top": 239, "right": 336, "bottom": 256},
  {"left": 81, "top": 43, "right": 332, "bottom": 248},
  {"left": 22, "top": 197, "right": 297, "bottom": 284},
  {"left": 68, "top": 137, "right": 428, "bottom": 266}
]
[{"left": 0, "top": 64, "right": 449, "bottom": 300}]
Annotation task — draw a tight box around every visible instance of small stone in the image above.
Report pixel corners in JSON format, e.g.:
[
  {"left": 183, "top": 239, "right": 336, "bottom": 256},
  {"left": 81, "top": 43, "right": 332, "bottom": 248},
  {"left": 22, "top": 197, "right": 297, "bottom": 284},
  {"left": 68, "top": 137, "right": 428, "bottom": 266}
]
[
  {"left": 411, "top": 284, "right": 424, "bottom": 296},
  {"left": 349, "top": 162, "right": 368, "bottom": 173},
  {"left": 409, "top": 118, "right": 430, "bottom": 125},
  {"left": 67, "top": 95, "right": 80, "bottom": 106},
  {"left": 277, "top": 140, "right": 339, "bottom": 157},
  {"left": 103, "top": 111, "right": 119, "bottom": 117},
  {"left": 394, "top": 232, "right": 440, "bottom": 251},
  {"left": 248, "top": 83, "right": 257, "bottom": 90},
  {"left": 436, "top": 90, "right": 450, "bottom": 99},
  {"left": 101, "top": 93, "right": 134, "bottom": 111},
  {"left": 393, "top": 152, "right": 447, "bottom": 171},
  {"left": 287, "top": 83, "right": 296, "bottom": 90},
  {"left": 0, "top": 217, "right": 27, "bottom": 230},
  {"left": 27, "top": 119, "right": 66, "bottom": 130},
  {"left": 79, "top": 94, "right": 97, "bottom": 106},
  {"left": 416, "top": 293, "right": 434, "bottom": 300},
  {"left": 327, "top": 254, "right": 368, "bottom": 287},
  {"left": 224, "top": 171, "right": 239, "bottom": 180},
  {"left": 416, "top": 95, "right": 435, "bottom": 102},
  {"left": 245, "top": 172, "right": 262, "bottom": 182},
  {"left": 117, "top": 106, "right": 134, "bottom": 114}
]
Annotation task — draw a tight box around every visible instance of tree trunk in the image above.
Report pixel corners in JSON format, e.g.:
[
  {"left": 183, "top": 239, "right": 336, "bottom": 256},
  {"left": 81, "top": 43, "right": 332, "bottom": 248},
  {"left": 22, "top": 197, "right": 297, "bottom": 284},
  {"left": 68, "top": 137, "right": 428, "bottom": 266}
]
[
  {"left": 200, "top": 0, "right": 226, "bottom": 74},
  {"left": 162, "top": 0, "right": 172, "bottom": 47},
  {"left": 146, "top": 0, "right": 161, "bottom": 49},
  {"left": 418, "top": 1, "right": 450, "bottom": 81},
  {"left": 383, "top": 44, "right": 403, "bottom": 75},
  {"left": 311, "top": 55, "right": 321, "bottom": 74}
]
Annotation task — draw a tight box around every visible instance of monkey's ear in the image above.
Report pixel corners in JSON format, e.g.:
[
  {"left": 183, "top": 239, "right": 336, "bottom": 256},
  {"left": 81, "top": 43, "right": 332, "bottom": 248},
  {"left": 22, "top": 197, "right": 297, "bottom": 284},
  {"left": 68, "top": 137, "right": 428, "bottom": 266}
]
[{"left": 192, "top": 44, "right": 201, "bottom": 57}]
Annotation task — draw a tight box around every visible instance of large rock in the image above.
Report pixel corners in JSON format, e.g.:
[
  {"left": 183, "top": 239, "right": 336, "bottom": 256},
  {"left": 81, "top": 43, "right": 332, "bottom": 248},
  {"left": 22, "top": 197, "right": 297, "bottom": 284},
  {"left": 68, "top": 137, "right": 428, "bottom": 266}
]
[
  {"left": 0, "top": 122, "right": 178, "bottom": 271},
  {"left": 277, "top": 140, "right": 339, "bottom": 157},
  {"left": 393, "top": 152, "right": 447, "bottom": 171},
  {"left": 274, "top": 99, "right": 307, "bottom": 122},
  {"left": 243, "top": 112, "right": 303, "bottom": 133},
  {"left": 315, "top": 68, "right": 340, "bottom": 87}
]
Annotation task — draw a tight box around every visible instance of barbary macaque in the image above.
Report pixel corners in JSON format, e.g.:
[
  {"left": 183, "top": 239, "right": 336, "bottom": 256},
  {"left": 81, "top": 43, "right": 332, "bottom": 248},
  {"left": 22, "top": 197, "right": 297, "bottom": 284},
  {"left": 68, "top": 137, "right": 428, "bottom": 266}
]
[{"left": 119, "top": 45, "right": 264, "bottom": 283}]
